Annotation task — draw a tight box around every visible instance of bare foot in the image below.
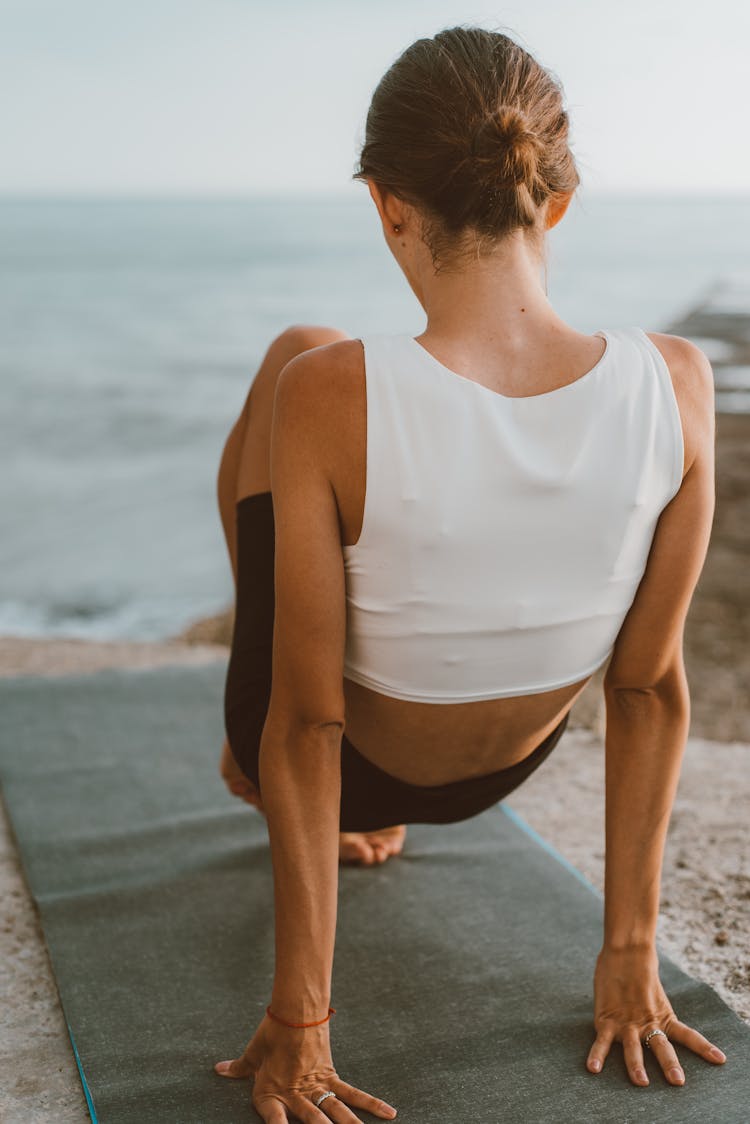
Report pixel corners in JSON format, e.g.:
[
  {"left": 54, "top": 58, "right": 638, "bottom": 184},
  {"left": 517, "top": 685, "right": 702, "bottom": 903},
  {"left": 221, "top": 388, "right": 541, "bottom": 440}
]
[
  {"left": 338, "top": 824, "right": 407, "bottom": 866},
  {"left": 220, "top": 740, "right": 407, "bottom": 864}
]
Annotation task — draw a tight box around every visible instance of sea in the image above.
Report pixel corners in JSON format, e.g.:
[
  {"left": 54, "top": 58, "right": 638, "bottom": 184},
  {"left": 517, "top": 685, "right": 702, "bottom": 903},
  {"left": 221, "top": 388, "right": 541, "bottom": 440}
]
[{"left": 2, "top": 192, "right": 749, "bottom": 642}]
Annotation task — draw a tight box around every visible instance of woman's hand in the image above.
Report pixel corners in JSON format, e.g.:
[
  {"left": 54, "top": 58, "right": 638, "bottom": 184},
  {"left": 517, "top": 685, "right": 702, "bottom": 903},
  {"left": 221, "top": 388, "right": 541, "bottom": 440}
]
[
  {"left": 587, "top": 946, "right": 727, "bottom": 1086},
  {"left": 214, "top": 1014, "right": 398, "bottom": 1121}
]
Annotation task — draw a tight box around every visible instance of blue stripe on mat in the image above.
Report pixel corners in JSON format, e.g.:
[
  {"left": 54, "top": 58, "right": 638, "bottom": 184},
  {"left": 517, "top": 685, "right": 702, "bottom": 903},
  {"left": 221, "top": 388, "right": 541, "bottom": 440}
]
[
  {"left": 500, "top": 802, "right": 604, "bottom": 900},
  {"left": 67, "top": 1020, "right": 99, "bottom": 1123}
]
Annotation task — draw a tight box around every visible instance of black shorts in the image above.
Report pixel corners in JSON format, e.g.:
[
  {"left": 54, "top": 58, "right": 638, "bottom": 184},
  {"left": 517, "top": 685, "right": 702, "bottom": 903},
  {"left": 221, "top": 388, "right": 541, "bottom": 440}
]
[{"left": 223, "top": 491, "right": 569, "bottom": 833}]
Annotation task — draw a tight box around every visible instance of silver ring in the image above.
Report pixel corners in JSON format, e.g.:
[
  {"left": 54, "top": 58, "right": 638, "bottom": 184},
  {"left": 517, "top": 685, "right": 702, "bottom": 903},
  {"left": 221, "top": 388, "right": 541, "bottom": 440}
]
[
  {"left": 314, "top": 1090, "right": 336, "bottom": 1107},
  {"left": 643, "top": 1028, "right": 668, "bottom": 1049}
]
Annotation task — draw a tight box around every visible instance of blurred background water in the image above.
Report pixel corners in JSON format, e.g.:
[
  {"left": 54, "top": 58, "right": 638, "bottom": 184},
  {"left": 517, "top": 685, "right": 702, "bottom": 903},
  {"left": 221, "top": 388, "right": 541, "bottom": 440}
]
[{"left": 2, "top": 191, "right": 749, "bottom": 641}]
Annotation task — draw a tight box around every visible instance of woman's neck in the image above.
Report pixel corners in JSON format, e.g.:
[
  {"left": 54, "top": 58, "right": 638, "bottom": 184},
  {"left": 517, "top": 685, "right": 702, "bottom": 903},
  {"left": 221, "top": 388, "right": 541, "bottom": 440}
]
[{"left": 407, "top": 230, "right": 563, "bottom": 346}]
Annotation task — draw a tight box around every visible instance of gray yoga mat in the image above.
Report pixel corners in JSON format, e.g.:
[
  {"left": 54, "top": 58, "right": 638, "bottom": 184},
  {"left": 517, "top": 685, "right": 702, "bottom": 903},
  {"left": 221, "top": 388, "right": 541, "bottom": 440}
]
[{"left": 0, "top": 664, "right": 748, "bottom": 1123}]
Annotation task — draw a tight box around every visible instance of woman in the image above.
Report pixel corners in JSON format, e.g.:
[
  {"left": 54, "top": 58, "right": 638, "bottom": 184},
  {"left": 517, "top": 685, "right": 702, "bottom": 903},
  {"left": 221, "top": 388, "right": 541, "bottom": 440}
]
[{"left": 213, "top": 26, "right": 725, "bottom": 1123}]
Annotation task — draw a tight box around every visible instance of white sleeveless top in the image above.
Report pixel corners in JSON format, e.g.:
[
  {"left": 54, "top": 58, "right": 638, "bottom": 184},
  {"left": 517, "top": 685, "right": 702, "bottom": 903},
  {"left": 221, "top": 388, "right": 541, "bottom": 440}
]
[{"left": 342, "top": 327, "right": 685, "bottom": 703}]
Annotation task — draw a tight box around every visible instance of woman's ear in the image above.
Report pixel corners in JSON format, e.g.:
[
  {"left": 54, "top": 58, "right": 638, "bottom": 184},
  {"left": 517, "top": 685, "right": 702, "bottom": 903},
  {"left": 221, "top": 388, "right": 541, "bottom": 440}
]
[
  {"left": 545, "top": 191, "right": 575, "bottom": 231},
  {"left": 367, "top": 179, "right": 406, "bottom": 235}
]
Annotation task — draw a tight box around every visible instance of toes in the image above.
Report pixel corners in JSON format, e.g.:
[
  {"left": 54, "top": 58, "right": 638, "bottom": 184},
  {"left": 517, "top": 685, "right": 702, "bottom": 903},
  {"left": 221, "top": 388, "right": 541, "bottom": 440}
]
[
  {"left": 368, "top": 827, "right": 406, "bottom": 859},
  {"left": 339, "top": 834, "right": 376, "bottom": 865},
  {"left": 339, "top": 828, "right": 407, "bottom": 865}
]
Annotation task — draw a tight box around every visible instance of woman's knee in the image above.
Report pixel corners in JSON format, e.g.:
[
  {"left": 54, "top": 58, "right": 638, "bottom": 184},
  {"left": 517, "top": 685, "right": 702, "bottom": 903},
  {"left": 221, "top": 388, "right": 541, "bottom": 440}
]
[
  {"left": 264, "top": 324, "right": 350, "bottom": 378},
  {"left": 221, "top": 324, "right": 350, "bottom": 498},
  {"left": 246, "top": 324, "right": 350, "bottom": 420}
]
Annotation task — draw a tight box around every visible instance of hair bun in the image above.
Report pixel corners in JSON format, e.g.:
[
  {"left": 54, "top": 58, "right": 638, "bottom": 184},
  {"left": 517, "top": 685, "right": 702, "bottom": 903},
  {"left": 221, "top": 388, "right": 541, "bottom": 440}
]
[
  {"left": 354, "top": 27, "right": 581, "bottom": 264},
  {"left": 471, "top": 105, "right": 543, "bottom": 189}
]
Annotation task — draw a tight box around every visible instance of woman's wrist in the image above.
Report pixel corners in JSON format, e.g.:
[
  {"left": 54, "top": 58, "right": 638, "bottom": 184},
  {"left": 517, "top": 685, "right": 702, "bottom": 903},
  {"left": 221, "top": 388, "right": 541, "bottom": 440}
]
[
  {"left": 602, "top": 896, "right": 660, "bottom": 953},
  {"left": 601, "top": 928, "right": 658, "bottom": 955},
  {"left": 598, "top": 941, "right": 658, "bottom": 962},
  {"left": 266, "top": 1001, "right": 335, "bottom": 1027},
  {"left": 263, "top": 1008, "right": 333, "bottom": 1049},
  {"left": 268, "top": 989, "right": 334, "bottom": 1026}
]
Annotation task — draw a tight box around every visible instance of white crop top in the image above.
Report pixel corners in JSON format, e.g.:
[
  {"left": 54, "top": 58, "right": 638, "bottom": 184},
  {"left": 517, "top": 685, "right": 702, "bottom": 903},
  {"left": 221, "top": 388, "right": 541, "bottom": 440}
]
[{"left": 342, "top": 327, "right": 685, "bottom": 703}]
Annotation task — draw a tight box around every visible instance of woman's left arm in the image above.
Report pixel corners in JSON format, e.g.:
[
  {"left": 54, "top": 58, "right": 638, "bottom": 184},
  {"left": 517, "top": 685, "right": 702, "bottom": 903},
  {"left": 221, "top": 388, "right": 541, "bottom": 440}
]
[
  {"left": 592, "top": 675, "right": 708, "bottom": 1088},
  {"left": 588, "top": 338, "right": 727, "bottom": 1087}
]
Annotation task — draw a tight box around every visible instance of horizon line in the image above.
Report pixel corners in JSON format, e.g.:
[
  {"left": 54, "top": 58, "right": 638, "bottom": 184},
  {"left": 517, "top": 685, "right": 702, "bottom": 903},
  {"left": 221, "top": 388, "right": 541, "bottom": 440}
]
[{"left": 1, "top": 187, "right": 749, "bottom": 203}]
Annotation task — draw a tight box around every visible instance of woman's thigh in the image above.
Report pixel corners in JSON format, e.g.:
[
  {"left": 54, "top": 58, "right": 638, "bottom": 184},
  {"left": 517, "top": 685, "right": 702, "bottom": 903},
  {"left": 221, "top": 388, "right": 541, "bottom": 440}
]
[{"left": 223, "top": 491, "right": 275, "bottom": 779}]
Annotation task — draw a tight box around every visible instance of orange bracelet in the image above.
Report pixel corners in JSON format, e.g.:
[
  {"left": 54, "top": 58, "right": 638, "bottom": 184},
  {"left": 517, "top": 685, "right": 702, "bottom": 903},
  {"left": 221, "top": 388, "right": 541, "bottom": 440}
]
[{"left": 266, "top": 1005, "right": 336, "bottom": 1028}]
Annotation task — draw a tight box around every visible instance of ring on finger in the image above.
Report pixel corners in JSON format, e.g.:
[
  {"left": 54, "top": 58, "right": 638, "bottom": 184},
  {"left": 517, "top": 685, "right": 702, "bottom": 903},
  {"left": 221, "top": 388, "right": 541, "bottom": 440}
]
[
  {"left": 643, "top": 1028, "right": 668, "bottom": 1050},
  {"left": 314, "top": 1090, "right": 337, "bottom": 1108}
]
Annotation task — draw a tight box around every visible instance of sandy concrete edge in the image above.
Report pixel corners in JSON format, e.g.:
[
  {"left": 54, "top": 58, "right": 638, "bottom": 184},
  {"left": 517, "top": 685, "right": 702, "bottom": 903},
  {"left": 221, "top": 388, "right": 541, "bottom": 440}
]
[
  {"left": 1, "top": 794, "right": 91, "bottom": 1123},
  {"left": 0, "top": 637, "right": 228, "bottom": 679}
]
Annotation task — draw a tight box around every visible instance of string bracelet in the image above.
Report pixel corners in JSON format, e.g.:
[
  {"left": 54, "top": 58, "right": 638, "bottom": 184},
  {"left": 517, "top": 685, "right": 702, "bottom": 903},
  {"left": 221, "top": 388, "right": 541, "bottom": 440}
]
[{"left": 266, "top": 1005, "right": 336, "bottom": 1028}]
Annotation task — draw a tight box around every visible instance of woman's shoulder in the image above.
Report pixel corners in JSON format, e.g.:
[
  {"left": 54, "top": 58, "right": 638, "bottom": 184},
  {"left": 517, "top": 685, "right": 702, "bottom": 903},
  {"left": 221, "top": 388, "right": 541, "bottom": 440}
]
[
  {"left": 638, "top": 331, "right": 715, "bottom": 480},
  {"left": 275, "top": 335, "right": 364, "bottom": 398},
  {"left": 640, "top": 330, "right": 712, "bottom": 375},
  {"left": 272, "top": 336, "right": 366, "bottom": 478}
]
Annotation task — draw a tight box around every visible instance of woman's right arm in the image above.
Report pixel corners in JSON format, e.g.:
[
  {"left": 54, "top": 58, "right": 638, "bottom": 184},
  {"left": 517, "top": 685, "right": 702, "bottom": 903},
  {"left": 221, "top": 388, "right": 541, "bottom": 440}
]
[
  {"left": 261, "top": 348, "right": 350, "bottom": 1026},
  {"left": 214, "top": 349, "right": 398, "bottom": 1121},
  {"left": 260, "top": 718, "right": 343, "bottom": 1026}
]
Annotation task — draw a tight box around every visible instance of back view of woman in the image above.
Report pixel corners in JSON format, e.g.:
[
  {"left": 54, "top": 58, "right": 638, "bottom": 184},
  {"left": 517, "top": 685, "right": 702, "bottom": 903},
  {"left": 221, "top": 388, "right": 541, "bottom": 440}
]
[{"left": 214, "top": 26, "right": 723, "bottom": 1121}]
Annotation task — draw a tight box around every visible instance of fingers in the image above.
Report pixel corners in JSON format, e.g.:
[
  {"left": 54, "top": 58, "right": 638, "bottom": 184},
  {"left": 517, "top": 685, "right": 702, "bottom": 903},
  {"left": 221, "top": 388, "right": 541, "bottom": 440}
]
[
  {"left": 274, "top": 1083, "right": 397, "bottom": 1124},
  {"left": 669, "top": 1019, "right": 727, "bottom": 1065},
  {"left": 276, "top": 1092, "right": 359, "bottom": 1124},
  {"left": 622, "top": 1028, "right": 650, "bottom": 1086},
  {"left": 644, "top": 1029, "right": 685, "bottom": 1085},
  {"left": 591, "top": 1020, "right": 728, "bottom": 1088},
  {"left": 253, "top": 1098, "right": 289, "bottom": 1124},
  {"left": 330, "top": 1077, "right": 398, "bottom": 1118},
  {"left": 225, "top": 1069, "right": 397, "bottom": 1122},
  {"left": 214, "top": 1050, "right": 256, "bottom": 1079},
  {"left": 586, "top": 1028, "right": 613, "bottom": 1074}
]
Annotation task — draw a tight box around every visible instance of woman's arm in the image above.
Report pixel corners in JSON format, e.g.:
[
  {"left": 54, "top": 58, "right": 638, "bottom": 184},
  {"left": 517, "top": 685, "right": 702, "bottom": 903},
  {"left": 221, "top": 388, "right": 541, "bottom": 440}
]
[
  {"left": 215, "top": 346, "right": 398, "bottom": 1120},
  {"left": 588, "top": 335, "right": 725, "bottom": 1085},
  {"left": 600, "top": 336, "right": 715, "bottom": 951},
  {"left": 601, "top": 674, "right": 689, "bottom": 953},
  {"left": 260, "top": 349, "right": 349, "bottom": 1021},
  {"left": 261, "top": 719, "right": 343, "bottom": 1024}
]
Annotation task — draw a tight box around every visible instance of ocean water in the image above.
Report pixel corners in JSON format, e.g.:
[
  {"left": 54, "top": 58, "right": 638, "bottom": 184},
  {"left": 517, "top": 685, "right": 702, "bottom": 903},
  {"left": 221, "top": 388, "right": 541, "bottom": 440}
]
[{"left": 1, "top": 193, "right": 749, "bottom": 641}]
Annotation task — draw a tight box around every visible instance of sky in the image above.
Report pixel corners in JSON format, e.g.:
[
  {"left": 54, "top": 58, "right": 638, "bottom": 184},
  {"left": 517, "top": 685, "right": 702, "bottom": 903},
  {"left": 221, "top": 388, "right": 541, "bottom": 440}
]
[{"left": 1, "top": 0, "right": 749, "bottom": 196}]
